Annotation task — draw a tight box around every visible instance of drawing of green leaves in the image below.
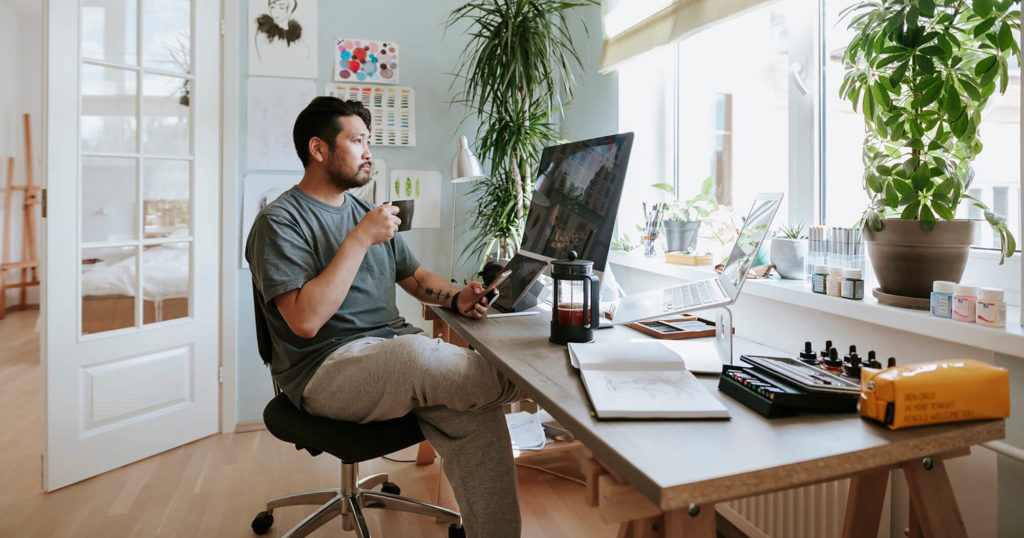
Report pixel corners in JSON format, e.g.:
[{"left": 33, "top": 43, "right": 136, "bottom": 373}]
[
  {"left": 394, "top": 179, "right": 399, "bottom": 196},
  {"left": 405, "top": 177, "right": 412, "bottom": 196},
  {"left": 415, "top": 177, "right": 420, "bottom": 197}
]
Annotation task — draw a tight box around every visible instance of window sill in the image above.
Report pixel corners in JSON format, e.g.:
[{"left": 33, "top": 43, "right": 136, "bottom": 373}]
[{"left": 607, "top": 250, "right": 1024, "bottom": 359}]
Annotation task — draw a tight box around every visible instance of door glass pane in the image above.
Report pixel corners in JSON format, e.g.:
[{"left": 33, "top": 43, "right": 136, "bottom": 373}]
[
  {"left": 81, "top": 64, "right": 138, "bottom": 154},
  {"left": 82, "top": 246, "right": 138, "bottom": 333},
  {"left": 141, "top": 0, "right": 191, "bottom": 73},
  {"left": 82, "top": 157, "right": 138, "bottom": 242},
  {"left": 142, "top": 242, "right": 190, "bottom": 325},
  {"left": 82, "top": 0, "right": 138, "bottom": 65},
  {"left": 142, "top": 74, "right": 190, "bottom": 155},
  {"left": 143, "top": 159, "right": 190, "bottom": 238}
]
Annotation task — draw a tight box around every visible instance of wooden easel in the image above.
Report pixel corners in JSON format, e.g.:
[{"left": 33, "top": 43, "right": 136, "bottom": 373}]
[{"left": 1, "top": 114, "right": 41, "bottom": 318}]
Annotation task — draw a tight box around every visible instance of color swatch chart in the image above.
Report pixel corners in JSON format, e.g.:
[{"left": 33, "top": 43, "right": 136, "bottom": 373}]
[{"left": 325, "top": 83, "right": 416, "bottom": 147}]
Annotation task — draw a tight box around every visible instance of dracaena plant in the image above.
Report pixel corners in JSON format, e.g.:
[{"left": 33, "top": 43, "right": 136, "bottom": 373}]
[
  {"left": 447, "top": 0, "right": 598, "bottom": 263},
  {"left": 840, "top": 0, "right": 1019, "bottom": 262}
]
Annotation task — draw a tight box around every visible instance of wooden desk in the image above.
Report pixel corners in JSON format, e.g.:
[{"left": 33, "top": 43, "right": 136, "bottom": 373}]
[{"left": 429, "top": 305, "right": 1005, "bottom": 538}]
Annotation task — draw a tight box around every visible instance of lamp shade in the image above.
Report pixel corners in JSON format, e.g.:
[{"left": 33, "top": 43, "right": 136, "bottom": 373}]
[{"left": 451, "top": 135, "right": 485, "bottom": 183}]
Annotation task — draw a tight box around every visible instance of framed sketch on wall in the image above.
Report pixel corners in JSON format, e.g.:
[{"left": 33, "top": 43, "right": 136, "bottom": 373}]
[
  {"left": 389, "top": 170, "right": 441, "bottom": 229},
  {"left": 247, "top": 77, "right": 316, "bottom": 170},
  {"left": 249, "top": 0, "right": 318, "bottom": 78}
]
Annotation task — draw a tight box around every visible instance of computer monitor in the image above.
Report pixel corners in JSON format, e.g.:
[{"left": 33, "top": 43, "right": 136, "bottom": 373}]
[{"left": 517, "top": 133, "right": 634, "bottom": 273}]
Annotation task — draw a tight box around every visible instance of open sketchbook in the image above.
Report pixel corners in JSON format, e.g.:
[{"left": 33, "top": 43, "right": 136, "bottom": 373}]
[{"left": 567, "top": 342, "right": 730, "bottom": 419}]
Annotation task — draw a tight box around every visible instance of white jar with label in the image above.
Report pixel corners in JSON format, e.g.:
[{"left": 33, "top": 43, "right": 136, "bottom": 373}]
[{"left": 976, "top": 287, "right": 1006, "bottom": 328}]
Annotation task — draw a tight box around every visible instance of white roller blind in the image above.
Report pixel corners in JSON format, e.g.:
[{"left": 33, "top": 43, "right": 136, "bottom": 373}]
[{"left": 600, "top": 0, "right": 776, "bottom": 73}]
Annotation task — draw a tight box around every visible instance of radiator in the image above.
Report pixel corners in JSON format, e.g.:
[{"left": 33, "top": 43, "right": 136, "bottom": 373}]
[{"left": 718, "top": 478, "right": 881, "bottom": 538}]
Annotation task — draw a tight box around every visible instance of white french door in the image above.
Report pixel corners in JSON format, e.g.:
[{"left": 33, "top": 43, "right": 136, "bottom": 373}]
[{"left": 43, "top": 0, "right": 220, "bottom": 490}]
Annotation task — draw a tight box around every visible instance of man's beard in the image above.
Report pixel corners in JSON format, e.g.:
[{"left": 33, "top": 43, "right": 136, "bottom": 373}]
[{"left": 326, "top": 157, "right": 372, "bottom": 191}]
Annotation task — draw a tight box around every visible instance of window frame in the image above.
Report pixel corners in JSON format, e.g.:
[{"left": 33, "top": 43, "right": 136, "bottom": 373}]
[{"left": 615, "top": 0, "right": 1023, "bottom": 307}]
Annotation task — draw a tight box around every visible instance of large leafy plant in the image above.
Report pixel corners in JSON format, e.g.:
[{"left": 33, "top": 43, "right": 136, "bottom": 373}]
[
  {"left": 447, "top": 0, "right": 597, "bottom": 262},
  {"left": 840, "top": 0, "right": 1019, "bottom": 261}
]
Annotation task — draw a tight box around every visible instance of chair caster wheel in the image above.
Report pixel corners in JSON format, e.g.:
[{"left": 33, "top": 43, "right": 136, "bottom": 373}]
[
  {"left": 448, "top": 524, "right": 466, "bottom": 538},
  {"left": 381, "top": 481, "right": 401, "bottom": 495},
  {"left": 251, "top": 510, "right": 274, "bottom": 535}
]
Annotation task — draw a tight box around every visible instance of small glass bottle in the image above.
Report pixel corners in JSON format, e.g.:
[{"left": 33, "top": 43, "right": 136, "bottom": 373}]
[
  {"left": 826, "top": 267, "right": 844, "bottom": 297},
  {"left": 812, "top": 265, "right": 828, "bottom": 294},
  {"left": 930, "top": 280, "right": 956, "bottom": 319},
  {"left": 977, "top": 287, "right": 1006, "bottom": 328},
  {"left": 840, "top": 268, "right": 864, "bottom": 300},
  {"left": 951, "top": 285, "right": 978, "bottom": 323}
]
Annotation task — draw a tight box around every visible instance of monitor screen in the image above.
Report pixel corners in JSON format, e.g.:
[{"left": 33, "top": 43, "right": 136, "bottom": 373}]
[
  {"left": 518, "top": 133, "right": 634, "bottom": 272},
  {"left": 721, "top": 194, "right": 783, "bottom": 291}
]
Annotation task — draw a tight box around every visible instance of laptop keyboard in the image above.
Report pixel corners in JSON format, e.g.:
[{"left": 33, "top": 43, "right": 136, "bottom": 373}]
[{"left": 663, "top": 280, "right": 721, "bottom": 311}]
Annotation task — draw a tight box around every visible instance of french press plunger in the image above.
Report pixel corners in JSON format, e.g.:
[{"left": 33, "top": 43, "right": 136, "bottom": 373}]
[{"left": 549, "top": 251, "right": 600, "bottom": 345}]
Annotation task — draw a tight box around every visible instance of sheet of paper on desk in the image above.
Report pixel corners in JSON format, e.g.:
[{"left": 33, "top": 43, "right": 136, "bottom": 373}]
[
  {"left": 581, "top": 369, "right": 729, "bottom": 419},
  {"left": 641, "top": 339, "right": 724, "bottom": 374},
  {"left": 567, "top": 341, "right": 681, "bottom": 370}
]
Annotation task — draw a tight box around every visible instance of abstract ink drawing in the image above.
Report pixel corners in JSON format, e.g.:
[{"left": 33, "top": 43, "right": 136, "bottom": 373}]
[{"left": 335, "top": 38, "right": 399, "bottom": 84}]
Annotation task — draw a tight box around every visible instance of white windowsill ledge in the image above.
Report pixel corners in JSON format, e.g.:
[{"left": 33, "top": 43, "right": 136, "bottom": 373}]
[{"left": 608, "top": 250, "right": 1024, "bottom": 359}]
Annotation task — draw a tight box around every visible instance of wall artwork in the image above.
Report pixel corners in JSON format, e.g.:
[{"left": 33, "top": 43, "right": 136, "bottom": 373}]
[
  {"left": 249, "top": 0, "right": 318, "bottom": 78},
  {"left": 334, "top": 38, "right": 399, "bottom": 84},
  {"left": 389, "top": 170, "right": 441, "bottom": 229},
  {"left": 347, "top": 158, "right": 388, "bottom": 205},
  {"left": 240, "top": 174, "right": 297, "bottom": 268},
  {"left": 247, "top": 77, "right": 316, "bottom": 170},
  {"left": 325, "top": 83, "right": 416, "bottom": 147}
]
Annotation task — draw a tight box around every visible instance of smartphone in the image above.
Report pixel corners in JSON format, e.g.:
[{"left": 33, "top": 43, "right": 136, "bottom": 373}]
[{"left": 482, "top": 270, "right": 512, "bottom": 301}]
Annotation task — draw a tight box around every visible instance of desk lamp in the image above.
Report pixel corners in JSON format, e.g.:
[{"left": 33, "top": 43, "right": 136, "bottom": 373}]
[{"left": 449, "top": 135, "right": 486, "bottom": 282}]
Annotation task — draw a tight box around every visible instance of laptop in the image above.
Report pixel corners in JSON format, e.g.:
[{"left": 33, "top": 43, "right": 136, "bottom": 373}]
[{"left": 607, "top": 192, "right": 784, "bottom": 324}]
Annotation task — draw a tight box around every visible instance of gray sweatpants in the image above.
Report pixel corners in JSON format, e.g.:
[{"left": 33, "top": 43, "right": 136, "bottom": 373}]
[{"left": 302, "top": 333, "right": 523, "bottom": 538}]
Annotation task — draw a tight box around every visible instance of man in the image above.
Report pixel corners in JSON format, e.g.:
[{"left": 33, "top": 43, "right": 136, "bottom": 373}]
[{"left": 246, "top": 97, "right": 522, "bottom": 538}]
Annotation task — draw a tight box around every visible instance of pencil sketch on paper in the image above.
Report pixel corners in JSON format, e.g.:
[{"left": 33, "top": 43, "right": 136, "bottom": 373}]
[
  {"left": 246, "top": 77, "right": 315, "bottom": 170},
  {"left": 249, "top": 0, "right": 317, "bottom": 78},
  {"left": 603, "top": 371, "right": 694, "bottom": 400}
]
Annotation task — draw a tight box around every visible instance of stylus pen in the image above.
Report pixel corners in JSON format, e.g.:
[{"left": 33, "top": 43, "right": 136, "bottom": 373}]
[{"left": 486, "top": 311, "right": 540, "bottom": 318}]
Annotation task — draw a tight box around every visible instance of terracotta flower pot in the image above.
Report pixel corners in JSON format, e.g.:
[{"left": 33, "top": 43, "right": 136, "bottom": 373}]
[{"left": 863, "top": 219, "right": 975, "bottom": 299}]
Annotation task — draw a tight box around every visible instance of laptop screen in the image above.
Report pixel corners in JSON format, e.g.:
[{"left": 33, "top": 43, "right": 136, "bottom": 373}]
[{"left": 720, "top": 194, "right": 783, "bottom": 293}]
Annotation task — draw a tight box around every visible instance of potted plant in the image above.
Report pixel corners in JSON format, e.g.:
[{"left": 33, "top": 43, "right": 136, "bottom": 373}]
[
  {"left": 652, "top": 176, "right": 718, "bottom": 252},
  {"left": 840, "top": 0, "right": 1018, "bottom": 299},
  {"left": 770, "top": 223, "right": 808, "bottom": 280},
  {"left": 447, "top": 0, "right": 598, "bottom": 264}
]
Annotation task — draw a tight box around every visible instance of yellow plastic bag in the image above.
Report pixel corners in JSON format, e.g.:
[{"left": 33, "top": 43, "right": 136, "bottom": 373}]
[{"left": 860, "top": 359, "right": 1009, "bottom": 430}]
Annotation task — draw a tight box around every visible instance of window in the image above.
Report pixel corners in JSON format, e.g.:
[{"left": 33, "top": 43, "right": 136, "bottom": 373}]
[
  {"left": 615, "top": 0, "right": 1021, "bottom": 301},
  {"left": 822, "top": 0, "right": 1021, "bottom": 249}
]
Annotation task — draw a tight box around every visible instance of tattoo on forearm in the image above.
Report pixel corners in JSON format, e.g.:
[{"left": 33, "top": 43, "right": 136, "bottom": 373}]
[{"left": 413, "top": 275, "right": 453, "bottom": 305}]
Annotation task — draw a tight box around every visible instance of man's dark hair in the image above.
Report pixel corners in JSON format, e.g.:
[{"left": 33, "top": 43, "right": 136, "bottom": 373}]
[{"left": 292, "top": 97, "right": 372, "bottom": 168}]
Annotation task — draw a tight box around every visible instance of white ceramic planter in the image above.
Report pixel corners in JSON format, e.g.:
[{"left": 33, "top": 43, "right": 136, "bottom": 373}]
[{"left": 770, "top": 238, "right": 807, "bottom": 280}]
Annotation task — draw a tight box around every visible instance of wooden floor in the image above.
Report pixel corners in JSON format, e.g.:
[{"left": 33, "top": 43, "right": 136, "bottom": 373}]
[{"left": 0, "top": 309, "right": 618, "bottom": 537}]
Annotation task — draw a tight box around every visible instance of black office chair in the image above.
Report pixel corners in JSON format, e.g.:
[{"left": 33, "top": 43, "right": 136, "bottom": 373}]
[{"left": 250, "top": 286, "right": 464, "bottom": 537}]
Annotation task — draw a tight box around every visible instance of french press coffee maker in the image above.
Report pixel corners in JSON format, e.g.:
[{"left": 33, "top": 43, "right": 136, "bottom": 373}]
[{"left": 549, "top": 251, "right": 600, "bottom": 345}]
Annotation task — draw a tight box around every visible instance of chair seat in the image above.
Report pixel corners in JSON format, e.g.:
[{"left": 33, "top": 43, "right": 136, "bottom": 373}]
[{"left": 263, "top": 393, "right": 425, "bottom": 463}]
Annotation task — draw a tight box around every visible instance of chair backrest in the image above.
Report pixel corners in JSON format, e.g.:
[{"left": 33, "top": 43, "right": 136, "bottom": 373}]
[{"left": 252, "top": 283, "right": 273, "bottom": 366}]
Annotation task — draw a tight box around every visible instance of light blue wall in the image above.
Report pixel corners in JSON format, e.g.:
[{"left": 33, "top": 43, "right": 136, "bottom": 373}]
[{"left": 234, "top": 1, "right": 616, "bottom": 421}]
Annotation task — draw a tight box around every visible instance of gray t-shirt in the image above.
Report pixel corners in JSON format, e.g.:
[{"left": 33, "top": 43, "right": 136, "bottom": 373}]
[{"left": 245, "top": 186, "right": 422, "bottom": 407}]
